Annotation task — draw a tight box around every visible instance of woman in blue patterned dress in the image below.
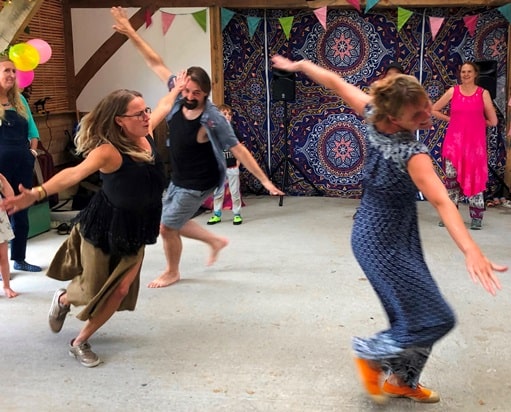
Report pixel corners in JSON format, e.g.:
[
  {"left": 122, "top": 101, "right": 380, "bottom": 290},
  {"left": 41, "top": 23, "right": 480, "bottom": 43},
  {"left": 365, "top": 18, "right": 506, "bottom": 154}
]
[{"left": 271, "top": 55, "right": 506, "bottom": 405}]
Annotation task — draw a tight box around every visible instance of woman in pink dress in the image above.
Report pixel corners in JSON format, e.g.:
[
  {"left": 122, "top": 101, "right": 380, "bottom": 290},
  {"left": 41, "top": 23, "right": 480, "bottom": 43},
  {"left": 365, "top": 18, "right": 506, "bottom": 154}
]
[{"left": 432, "top": 62, "right": 498, "bottom": 230}]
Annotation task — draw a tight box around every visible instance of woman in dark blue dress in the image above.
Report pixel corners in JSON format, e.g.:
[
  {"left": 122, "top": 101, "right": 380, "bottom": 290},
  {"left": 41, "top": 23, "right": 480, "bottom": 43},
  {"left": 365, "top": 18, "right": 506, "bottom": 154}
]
[{"left": 271, "top": 54, "right": 506, "bottom": 405}]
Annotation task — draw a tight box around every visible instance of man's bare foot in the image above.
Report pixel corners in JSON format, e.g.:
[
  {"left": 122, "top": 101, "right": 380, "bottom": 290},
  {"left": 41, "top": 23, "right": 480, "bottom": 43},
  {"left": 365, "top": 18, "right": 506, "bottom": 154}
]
[
  {"left": 206, "top": 236, "right": 229, "bottom": 266},
  {"left": 3, "top": 287, "right": 18, "bottom": 298},
  {"left": 147, "top": 272, "right": 180, "bottom": 288}
]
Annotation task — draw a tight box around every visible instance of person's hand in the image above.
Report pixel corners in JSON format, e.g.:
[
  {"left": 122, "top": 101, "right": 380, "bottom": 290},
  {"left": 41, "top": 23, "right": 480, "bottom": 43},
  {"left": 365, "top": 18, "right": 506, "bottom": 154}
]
[
  {"left": 261, "top": 180, "right": 284, "bottom": 196},
  {"left": 1, "top": 184, "right": 38, "bottom": 215},
  {"left": 174, "top": 70, "right": 188, "bottom": 93},
  {"left": 111, "top": 6, "right": 135, "bottom": 36},
  {"left": 271, "top": 55, "right": 301, "bottom": 73},
  {"left": 464, "top": 247, "right": 507, "bottom": 296}
]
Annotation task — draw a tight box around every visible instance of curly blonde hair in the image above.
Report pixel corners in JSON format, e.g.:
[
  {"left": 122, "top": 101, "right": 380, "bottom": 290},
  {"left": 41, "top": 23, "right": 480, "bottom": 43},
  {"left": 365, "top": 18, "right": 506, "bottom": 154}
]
[{"left": 369, "top": 74, "right": 428, "bottom": 123}]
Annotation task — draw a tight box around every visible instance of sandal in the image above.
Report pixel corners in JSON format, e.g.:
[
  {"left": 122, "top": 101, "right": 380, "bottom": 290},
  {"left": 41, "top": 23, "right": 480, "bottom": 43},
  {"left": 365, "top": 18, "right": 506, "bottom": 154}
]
[{"left": 57, "top": 223, "right": 71, "bottom": 235}]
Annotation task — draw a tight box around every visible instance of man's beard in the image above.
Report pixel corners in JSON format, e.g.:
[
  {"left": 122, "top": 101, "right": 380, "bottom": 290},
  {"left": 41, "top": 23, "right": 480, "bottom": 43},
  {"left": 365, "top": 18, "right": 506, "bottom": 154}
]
[{"left": 183, "top": 99, "right": 199, "bottom": 110}]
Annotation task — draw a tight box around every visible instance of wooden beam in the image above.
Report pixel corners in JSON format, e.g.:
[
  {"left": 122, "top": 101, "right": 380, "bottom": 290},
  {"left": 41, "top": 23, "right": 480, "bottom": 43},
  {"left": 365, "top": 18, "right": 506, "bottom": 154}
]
[
  {"left": 66, "top": 0, "right": 510, "bottom": 8},
  {"left": 209, "top": 6, "right": 224, "bottom": 106},
  {"left": 0, "top": 0, "right": 44, "bottom": 52},
  {"left": 74, "top": 6, "right": 159, "bottom": 97},
  {"left": 62, "top": 0, "right": 77, "bottom": 112}
]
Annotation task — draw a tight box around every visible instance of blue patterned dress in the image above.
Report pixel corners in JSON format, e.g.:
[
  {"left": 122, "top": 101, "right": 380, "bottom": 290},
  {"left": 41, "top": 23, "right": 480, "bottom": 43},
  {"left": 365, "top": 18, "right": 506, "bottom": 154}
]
[{"left": 351, "top": 106, "right": 456, "bottom": 387}]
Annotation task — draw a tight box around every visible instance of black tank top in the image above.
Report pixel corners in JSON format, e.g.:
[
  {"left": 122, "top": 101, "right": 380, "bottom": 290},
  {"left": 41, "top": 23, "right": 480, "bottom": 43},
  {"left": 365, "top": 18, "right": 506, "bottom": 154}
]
[{"left": 167, "top": 107, "right": 219, "bottom": 190}]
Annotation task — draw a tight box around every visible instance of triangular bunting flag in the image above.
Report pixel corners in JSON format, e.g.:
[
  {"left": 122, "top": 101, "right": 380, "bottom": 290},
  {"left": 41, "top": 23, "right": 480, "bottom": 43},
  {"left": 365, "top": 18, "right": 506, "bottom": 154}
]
[
  {"left": 193, "top": 9, "right": 207, "bottom": 33},
  {"left": 346, "top": 0, "right": 361, "bottom": 12},
  {"left": 145, "top": 9, "right": 153, "bottom": 28},
  {"left": 247, "top": 16, "right": 261, "bottom": 39},
  {"left": 463, "top": 15, "right": 478, "bottom": 37},
  {"left": 397, "top": 7, "right": 413, "bottom": 32},
  {"left": 161, "top": 12, "right": 176, "bottom": 36},
  {"left": 429, "top": 16, "right": 444, "bottom": 41},
  {"left": 498, "top": 4, "right": 511, "bottom": 25},
  {"left": 221, "top": 8, "right": 235, "bottom": 31},
  {"left": 313, "top": 7, "right": 327, "bottom": 31},
  {"left": 365, "top": 0, "right": 379, "bottom": 13},
  {"left": 279, "top": 16, "right": 294, "bottom": 40}
]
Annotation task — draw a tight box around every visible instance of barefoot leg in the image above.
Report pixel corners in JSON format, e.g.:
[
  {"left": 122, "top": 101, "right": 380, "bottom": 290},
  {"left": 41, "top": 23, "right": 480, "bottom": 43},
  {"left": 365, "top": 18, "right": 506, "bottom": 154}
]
[
  {"left": 148, "top": 224, "right": 182, "bottom": 288},
  {"left": 180, "top": 220, "right": 229, "bottom": 266}
]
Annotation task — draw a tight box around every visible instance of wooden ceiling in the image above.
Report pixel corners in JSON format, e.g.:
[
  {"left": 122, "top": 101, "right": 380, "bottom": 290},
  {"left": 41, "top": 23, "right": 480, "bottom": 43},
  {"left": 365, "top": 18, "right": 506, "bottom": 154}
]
[{"left": 66, "top": 0, "right": 511, "bottom": 9}]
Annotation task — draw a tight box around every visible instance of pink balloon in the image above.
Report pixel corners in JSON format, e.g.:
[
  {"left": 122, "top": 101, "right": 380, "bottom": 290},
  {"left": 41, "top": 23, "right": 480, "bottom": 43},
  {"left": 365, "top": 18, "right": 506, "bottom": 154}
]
[
  {"left": 16, "top": 70, "right": 35, "bottom": 88},
  {"left": 27, "top": 38, "right": 52, "bottom": 64}
]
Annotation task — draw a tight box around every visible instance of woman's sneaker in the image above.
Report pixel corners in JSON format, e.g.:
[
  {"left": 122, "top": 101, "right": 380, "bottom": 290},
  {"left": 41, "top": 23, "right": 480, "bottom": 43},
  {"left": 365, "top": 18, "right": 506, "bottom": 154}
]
[
  {"left": 233, "top": 215, "right": 243, "bottom": 225},
  {"left": 49, "top": 288, "right": 70, "bottom": 333},
  {"left": 470, "top": 218, "right": 482, "bottom": 230},
  {"left": 69, "top": 339, "right": 101, "bottom": 368},
  {"left": 382, "top": 380, "right": 439, "bottom": 403}
]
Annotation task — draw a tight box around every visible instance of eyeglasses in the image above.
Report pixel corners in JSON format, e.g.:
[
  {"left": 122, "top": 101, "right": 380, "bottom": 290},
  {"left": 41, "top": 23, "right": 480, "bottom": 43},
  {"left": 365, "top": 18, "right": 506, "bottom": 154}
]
[{"left": 118, "top": 107, "right": 151, "bottom": 120}]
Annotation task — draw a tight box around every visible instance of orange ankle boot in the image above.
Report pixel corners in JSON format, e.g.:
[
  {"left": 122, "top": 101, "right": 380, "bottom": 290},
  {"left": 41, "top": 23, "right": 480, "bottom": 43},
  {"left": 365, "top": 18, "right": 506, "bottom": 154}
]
[
  {"left": 353, "top": 357, "right": 387, "bottom": 404},
  {"left": 382, "top": 380, "right": 440, "bottom": 403}
]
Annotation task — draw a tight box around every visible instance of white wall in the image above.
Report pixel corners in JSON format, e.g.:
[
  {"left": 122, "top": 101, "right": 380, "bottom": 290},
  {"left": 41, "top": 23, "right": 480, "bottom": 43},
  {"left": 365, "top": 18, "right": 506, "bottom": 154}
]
[{"left": 72, "top": 7, "right": 211, "bottom": 112}]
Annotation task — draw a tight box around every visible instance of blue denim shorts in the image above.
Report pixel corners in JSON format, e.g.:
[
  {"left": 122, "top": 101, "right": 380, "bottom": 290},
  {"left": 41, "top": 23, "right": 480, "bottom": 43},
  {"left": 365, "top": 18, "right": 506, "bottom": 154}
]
[{"left": 161, "top": 183, "right": 215, "bottom": 230}]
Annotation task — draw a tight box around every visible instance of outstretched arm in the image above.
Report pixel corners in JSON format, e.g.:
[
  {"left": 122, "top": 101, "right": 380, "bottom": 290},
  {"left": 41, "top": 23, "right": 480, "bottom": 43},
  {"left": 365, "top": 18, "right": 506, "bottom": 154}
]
[
  {"left": 111, "top": 6, "right": 171, "bottom": 83},
  {"left": 229, "top": 143, "right": 284, "bottom": 196},
  {"left": 2, "top": 145, "right": 120, "bottom": 215},
  {"left": 271, "top": 55, "right": 371, "bottom": 116},
  {"left": 408, "top": 153, "right": 506, "bottom": 295}
]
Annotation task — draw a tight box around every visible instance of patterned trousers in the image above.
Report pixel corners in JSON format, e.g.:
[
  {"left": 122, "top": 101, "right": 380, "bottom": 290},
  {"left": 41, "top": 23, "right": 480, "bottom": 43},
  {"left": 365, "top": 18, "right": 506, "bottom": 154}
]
[{"left": 444, "top": 159, "right": 484, "bottom": 220}]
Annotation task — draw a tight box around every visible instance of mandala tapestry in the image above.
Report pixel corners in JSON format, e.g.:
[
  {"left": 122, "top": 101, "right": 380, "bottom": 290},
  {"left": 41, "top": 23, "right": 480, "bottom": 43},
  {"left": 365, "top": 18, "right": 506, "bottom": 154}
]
[{"left": 223, "top": 8, "right": 508, "bottom": 198}]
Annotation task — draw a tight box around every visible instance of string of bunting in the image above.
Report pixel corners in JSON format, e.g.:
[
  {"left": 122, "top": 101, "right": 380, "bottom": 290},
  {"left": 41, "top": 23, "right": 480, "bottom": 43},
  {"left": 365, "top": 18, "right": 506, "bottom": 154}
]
[{"left": 148, "top": 4, "right": 511, "bottom": 41}]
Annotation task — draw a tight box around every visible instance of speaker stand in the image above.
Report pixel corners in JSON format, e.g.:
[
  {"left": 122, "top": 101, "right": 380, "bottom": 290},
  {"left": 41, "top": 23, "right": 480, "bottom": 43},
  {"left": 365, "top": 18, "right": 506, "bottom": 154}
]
[{"left": 270, "top": 101, "right": 322, "bottom": 206}]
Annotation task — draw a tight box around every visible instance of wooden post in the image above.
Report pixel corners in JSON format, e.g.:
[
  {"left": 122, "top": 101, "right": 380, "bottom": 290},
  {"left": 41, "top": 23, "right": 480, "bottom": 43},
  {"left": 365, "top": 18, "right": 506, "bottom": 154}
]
[{"left": 209, "top": 6, "right": 224, "bottom": 106}]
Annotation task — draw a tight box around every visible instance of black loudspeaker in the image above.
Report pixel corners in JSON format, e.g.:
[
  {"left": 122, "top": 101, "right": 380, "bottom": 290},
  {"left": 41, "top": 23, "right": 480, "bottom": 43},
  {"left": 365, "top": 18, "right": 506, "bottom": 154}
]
[
  {"left": 272, "top": 69, "right": 295, "bottom": 102},
  {"left": 475, "top": 60, "right": 497, "bottom": 100}
]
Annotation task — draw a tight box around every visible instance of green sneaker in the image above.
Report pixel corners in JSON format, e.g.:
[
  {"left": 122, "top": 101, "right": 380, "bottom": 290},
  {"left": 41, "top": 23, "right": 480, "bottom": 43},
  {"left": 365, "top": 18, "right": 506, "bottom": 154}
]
[
  {"left": 207, "top": 215, "right": 222, "bottom": 225},
  {"left": 233, "top": 215, "right": 243, "bottom": 225}
]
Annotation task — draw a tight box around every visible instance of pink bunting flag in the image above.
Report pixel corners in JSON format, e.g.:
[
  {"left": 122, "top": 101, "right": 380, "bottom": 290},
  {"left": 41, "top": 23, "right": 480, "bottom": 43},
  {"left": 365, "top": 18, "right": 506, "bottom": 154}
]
[
  {"left": 463, "top": 15, "right": 478, "bottom": 37},
  {"left": 429, "top": 16, "right": 444, "bottom": 41},
  {"left": 346, "top": 0, "right": 361, "bottom": 12},
  {"left": 313, "top": 7, "right": 327, "bottom": 30},
  {"left": 145, "top": 9, "right": 153, "bottom": 29},
  {"left": 161, "top": 11, "right": 176, "bottom": 35}
]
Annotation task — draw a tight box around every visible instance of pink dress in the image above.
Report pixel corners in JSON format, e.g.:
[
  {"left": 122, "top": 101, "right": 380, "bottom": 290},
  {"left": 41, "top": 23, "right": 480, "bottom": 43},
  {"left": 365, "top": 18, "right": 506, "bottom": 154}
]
[{"left": 442, "top": 85, "right": 487, "bottom": 197}]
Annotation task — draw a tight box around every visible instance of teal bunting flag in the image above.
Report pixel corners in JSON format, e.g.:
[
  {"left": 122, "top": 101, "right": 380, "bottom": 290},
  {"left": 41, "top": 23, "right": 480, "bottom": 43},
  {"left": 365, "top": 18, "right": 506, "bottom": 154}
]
[
  {"left": 221, "top": 8, "right": 235, "bottom": 31},
  {"left": 498, "top": 4, "right": 511, "bottom": 24},
  {"left": 247, "top": 16, "right": 261, "bottom": 38},
  {"left": 365, "top": 0, "right": 379, "bottom": 13}
]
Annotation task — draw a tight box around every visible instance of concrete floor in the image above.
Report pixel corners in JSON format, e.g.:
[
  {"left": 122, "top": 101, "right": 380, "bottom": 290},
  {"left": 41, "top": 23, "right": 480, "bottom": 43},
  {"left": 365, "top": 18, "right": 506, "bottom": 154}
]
[{"left": 1, "top": 196, "right": 511, "bottom": 412}]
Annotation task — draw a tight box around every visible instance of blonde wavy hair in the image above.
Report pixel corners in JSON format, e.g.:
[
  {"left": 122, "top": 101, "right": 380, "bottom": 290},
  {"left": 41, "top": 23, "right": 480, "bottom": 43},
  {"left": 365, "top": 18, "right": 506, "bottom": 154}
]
[
  {"left": 0, "top": 55, "right": 29, "bottom": 120},
  {"left": 369, "top": 74, "right": 428, "bottom": 124},
  {"left": 74, "top": 89, "right": 153, "bottom": 163}
]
